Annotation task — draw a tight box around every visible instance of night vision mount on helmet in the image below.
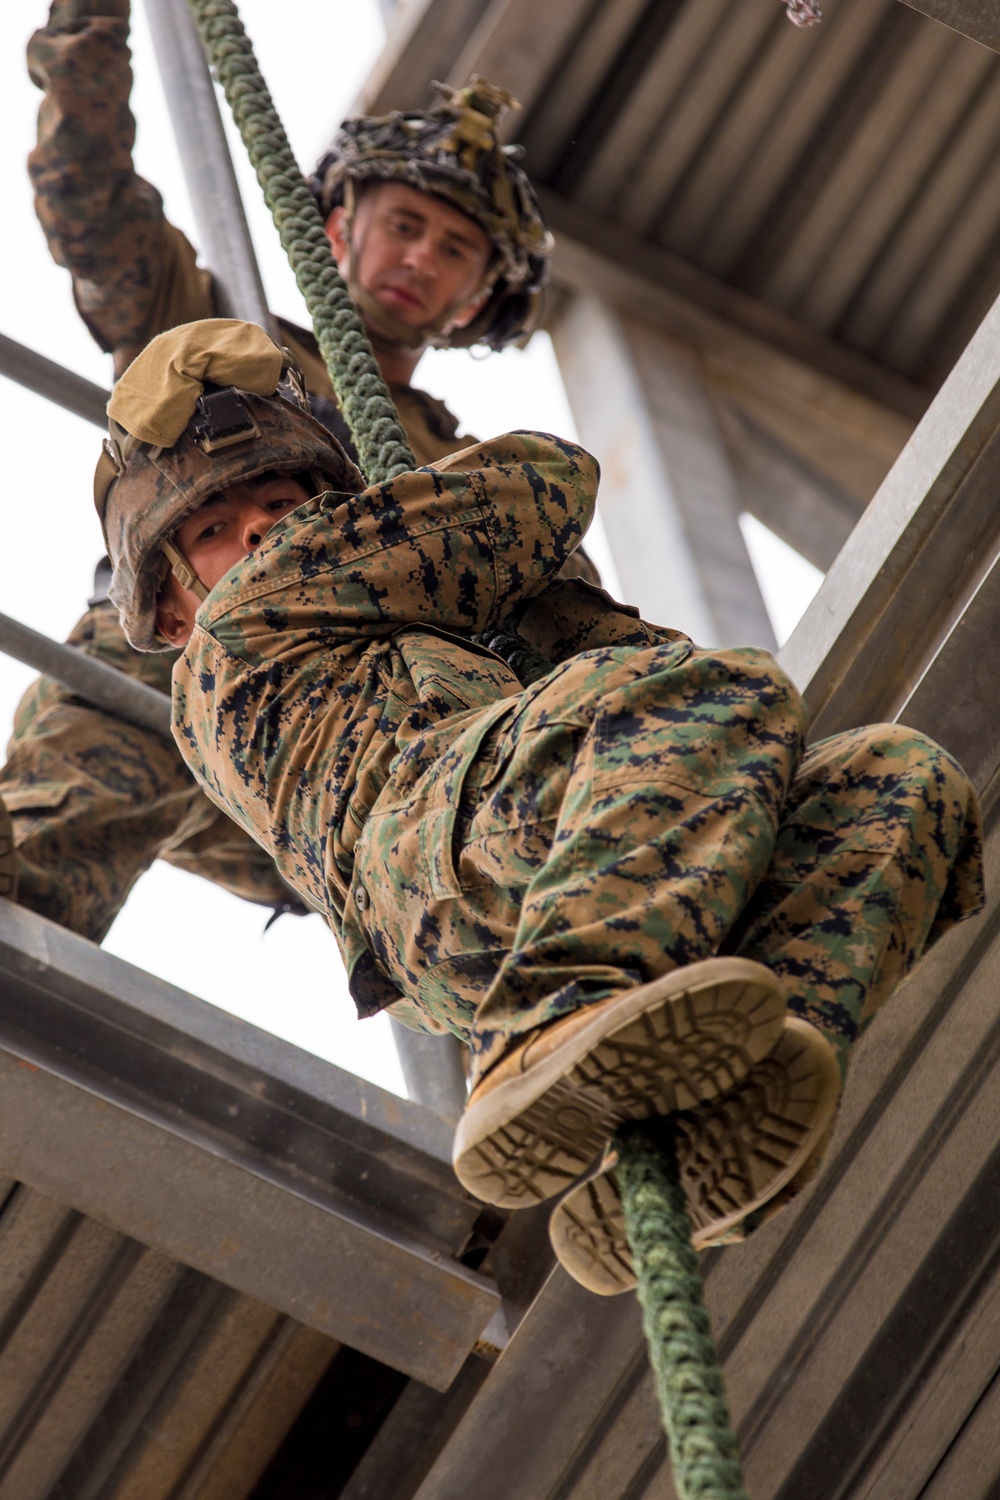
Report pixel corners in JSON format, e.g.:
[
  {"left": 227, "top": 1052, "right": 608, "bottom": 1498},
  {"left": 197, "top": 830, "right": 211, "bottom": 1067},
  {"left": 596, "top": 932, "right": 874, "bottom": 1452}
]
[{"left": 311, "top": 77, "right": 554, "bottom": 352}]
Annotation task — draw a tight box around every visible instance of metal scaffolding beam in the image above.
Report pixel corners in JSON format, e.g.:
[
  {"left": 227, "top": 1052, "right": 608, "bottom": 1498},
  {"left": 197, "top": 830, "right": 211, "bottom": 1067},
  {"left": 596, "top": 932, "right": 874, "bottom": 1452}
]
[
  {"left": 0, "top": 610, "right": 171, "bottom": 739},
  {"left": 553, "top": 292, "right": 776, "bottom": 647},
  {"left": 0, "top": 331, "right": 108, "bottom": 428},
  {"left": 0, "top": 900, "right": 497, "bottom": 1391},
  {"left": 389, "top": 1017, "right": 467, "bottom": 1125},
  {"left": 141, "top": 0, "right": 273, "bottom": 332},
  {"left": 899, "top": 0, "right": 1000, "bottom": 51},
  {"left": 780, "top": 283, "right": 1000, "bottom": 769}
]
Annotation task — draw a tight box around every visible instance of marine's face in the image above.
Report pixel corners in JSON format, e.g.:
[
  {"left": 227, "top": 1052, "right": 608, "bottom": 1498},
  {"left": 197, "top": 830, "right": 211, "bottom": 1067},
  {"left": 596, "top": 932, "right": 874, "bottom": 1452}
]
[
  {"left": 326, "top": 181, "right": 493, "bottom": 338},
  {"left": 154, "top": 474, "right": 311, "bottom": 648}
]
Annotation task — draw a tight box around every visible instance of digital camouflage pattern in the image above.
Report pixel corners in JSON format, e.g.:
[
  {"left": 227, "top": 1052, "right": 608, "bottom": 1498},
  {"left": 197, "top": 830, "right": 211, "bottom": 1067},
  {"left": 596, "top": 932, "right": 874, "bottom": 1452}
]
[
  {"left": 1, "top": 353, "right": 461, "bottom": 944},
  {"left": 171, "top": 431, "right": 600, "bottom": 905},
  {"left": 0, "top": 792, "right": 15, "bottom": 905},
  {"left": 96, "top": 323, "right": 363, "bottom": 651},
  {"left": 3, "top": 316, "right": 477, "bottom": 943},
  {"left": 166, "top": 429, "right": 983, "bottom": 1082},
  {"left": 2, "top": 347, "right": 483, "bottom": 943},
  {"left": 352, "top": 650, "right": 983, "bottom": 1081},
  {"left": 26, "top": 0, "right": 483, "bottom": 445}
]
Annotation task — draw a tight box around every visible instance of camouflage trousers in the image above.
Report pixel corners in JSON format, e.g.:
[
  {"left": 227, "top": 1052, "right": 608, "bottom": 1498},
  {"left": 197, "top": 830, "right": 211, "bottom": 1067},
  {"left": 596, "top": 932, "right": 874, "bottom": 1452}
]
[
  {"left": 357, "top": 642, "right": 984, "bottom": 1084},
  {"left": 0, "top": 602, "right": 292, "bottom": 943}
]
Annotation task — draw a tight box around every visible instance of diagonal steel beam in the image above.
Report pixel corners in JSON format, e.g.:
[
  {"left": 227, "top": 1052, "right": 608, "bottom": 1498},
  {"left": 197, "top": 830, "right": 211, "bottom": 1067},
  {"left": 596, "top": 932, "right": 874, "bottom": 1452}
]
[
  {"left": 899, "top": 1, "right": 1000, "bottom": 52},
  {"left": 779, "top": 282, "right": 1000, "bottom": 762},
  {"left": 0, "top": 331, "right": 108, "bottom": 428},
  {"left": 142, "top": 0, "right": 273, "bottom": 332},
  {"left": 0, "top": 610, "right": 172, "bottom": 739},
  {"left": 0, "top": 900, "right": 498, "bottom": 1390}
]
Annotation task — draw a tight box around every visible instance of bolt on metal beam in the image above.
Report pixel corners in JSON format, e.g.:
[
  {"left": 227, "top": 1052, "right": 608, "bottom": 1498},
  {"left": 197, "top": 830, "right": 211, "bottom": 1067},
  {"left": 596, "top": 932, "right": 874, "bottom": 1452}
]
[
  {"left": 142, "top": 0, "right": 274, "bottom": 333},
  {"left": 0, "top": 332, "right": 108, "bottom": 428}
]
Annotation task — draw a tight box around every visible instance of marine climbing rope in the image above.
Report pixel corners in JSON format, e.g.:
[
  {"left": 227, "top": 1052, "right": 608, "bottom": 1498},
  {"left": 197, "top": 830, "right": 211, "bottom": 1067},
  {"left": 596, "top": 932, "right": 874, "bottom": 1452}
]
[
  {"left": 185, "top": 4, "right": 746, "bottom": 1492},
  {"left": 186, "top": 0, "right": 555, "bottom": 686}
]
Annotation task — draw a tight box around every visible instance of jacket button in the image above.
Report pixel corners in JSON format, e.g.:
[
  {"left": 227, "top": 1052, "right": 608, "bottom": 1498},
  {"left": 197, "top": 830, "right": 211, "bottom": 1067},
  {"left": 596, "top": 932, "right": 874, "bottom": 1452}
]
[{"left": 355, "top": 886, "right": 369, "bottom": 912}]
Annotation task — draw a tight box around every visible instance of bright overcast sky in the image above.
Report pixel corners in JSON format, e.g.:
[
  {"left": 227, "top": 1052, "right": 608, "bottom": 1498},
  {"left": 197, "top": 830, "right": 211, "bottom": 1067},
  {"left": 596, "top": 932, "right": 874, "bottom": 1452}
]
[{"left": 0, "top": 2, "right": 821, "bottom": 1097}]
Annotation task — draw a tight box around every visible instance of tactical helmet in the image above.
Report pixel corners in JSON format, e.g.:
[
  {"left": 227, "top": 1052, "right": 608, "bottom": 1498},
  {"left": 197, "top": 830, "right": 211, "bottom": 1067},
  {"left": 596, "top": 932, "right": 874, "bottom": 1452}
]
[
  {"left": 94, "top": 320, "right": 363, "bottom": 652},
  {"left": 311, "top": 77, "right": 554, "bottom": 351}
]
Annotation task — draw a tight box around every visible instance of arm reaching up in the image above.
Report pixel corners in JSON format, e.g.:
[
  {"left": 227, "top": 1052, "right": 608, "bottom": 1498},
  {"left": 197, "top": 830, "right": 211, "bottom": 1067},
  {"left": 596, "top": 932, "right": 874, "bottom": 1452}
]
[{"left": 28, "top": 0, "right": 215, "bottom": 374}]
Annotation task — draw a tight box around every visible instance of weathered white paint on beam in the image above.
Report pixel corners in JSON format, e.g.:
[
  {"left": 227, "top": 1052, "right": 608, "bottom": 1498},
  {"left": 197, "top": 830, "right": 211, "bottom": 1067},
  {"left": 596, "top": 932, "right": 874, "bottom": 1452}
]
[
  {"left": 714, "top": 399, "right": 864, "bottom": 574},
  {"left": 779, "top": 281, "right": 1000, "bottom": 749}
]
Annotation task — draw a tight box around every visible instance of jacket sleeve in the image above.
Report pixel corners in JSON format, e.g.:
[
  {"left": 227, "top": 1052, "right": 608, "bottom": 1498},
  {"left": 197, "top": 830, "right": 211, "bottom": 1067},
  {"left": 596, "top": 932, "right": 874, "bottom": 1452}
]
[
  {"left": 28, "top": 0, "right": 216, "bottom": 375},
  {"left": 345, "top": 431, "right": 601, "bottom": 634},
  {"left": 201, "top": 431, "right": 601, "bottom": 654},
  {"left": 443, "top": 433, "right": 601, "bottom": 625}
]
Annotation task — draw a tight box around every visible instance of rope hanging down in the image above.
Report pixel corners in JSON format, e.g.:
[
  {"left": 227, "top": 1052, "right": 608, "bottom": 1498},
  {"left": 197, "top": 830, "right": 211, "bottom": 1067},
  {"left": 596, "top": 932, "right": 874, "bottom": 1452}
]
[
  {"left": 617, "top": 1122, "right": 749, "bottom": 1500},
  {"left": 186, "top": 0, "right": 416, "bottom": 486},
  {"left": 184, "top": 6, "right": 746, "bottom": 1492}
]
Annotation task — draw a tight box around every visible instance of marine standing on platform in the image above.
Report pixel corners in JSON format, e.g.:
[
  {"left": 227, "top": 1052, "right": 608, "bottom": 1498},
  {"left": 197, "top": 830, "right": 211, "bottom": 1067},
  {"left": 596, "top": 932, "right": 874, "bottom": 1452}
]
[{"left": 5, "top": 0, "right": 578, "bottom": 941}]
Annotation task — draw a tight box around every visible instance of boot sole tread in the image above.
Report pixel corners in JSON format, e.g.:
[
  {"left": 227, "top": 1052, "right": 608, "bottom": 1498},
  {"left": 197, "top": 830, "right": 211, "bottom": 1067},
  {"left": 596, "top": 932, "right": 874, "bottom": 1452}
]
[
  {"left": 548, "top": 1018, "right": 841, "bottom": 1293},
  {"left": 453, "top": 961, "right": 785, "bottom": 1208}
]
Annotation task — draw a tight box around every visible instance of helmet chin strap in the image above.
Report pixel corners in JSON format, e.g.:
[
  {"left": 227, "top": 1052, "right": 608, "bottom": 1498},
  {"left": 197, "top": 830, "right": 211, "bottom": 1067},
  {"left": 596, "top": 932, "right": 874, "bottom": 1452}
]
[{"left": 161, "top": 538, "right": 209, "bottom": 603}]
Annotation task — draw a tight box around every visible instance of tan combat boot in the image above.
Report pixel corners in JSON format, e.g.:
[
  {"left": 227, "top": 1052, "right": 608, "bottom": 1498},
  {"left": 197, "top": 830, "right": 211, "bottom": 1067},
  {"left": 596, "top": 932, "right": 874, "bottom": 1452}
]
[
  {"left": 547, "top": 1016, "right": 841, "bottom": 1295},
  {"left": 452, "top": 957, "right": 786, "bottom": 1209}
]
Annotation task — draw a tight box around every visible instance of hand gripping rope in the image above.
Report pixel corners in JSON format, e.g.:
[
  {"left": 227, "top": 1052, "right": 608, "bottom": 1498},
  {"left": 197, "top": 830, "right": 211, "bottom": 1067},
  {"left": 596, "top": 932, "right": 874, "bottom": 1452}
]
[{"left": 186, "top": 4, "right": 750, "bottom": 1493}]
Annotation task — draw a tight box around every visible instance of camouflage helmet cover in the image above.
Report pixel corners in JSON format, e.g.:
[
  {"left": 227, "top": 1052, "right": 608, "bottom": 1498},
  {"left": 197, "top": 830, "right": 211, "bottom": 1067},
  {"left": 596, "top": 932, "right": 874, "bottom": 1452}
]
[
  {"left": 311, "top": 78, "right": 554, "bottom": 350},
  {"left": 95, "top": 321, "right": 364, "bottom": 652}
]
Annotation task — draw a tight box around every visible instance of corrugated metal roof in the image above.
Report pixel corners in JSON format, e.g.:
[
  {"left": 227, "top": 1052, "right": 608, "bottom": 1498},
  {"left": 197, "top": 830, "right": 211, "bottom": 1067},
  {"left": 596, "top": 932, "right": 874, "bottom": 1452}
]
[
  {"left": 519, "top": 0, "right": 1000, "bottom": 389},
  {"left": 367, "top": 0, "right": 1000, "bottom": 398},
  {"left": 0, "top": 1179, "right": 336, "bottom": 1499}
]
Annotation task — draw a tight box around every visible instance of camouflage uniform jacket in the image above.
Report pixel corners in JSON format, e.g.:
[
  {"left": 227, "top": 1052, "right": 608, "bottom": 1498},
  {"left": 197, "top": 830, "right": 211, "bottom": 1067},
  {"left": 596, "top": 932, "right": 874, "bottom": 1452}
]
[
  {"left": 172, "top": 433, "right": 678, "bottom": 1015},
  {"left": 27, "top": 0, "right": 471, "bottom": 468}
]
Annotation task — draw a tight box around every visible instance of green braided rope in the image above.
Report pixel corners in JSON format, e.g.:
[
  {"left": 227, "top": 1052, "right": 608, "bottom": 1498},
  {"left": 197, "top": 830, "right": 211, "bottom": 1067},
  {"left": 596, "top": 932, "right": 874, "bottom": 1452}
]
[
  {"left": 473, "top": 624, "right": 554, "bottom": 686},
  {"left": 616, "top": 1122, "right": 749, "bottom": 1500},
  {"left": 186, "top": 0, "right": 415, "bottom": 485}
]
